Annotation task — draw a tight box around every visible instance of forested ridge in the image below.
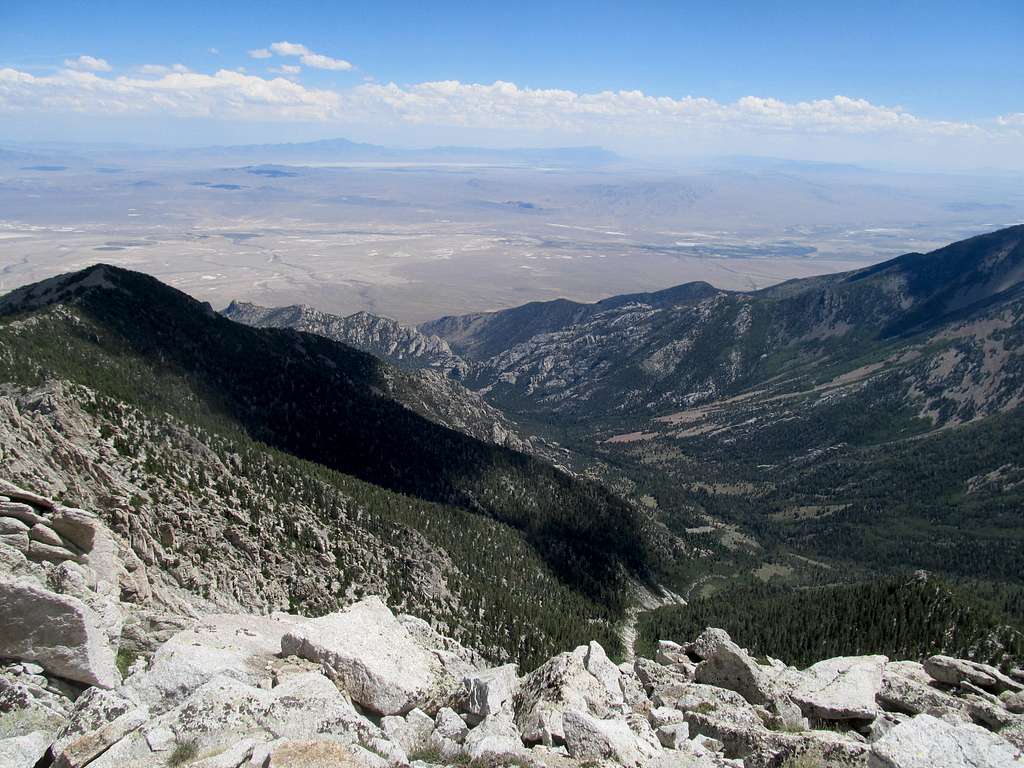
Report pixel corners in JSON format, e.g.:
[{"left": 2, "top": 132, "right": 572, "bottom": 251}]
[
  {"left": 0, "top": 266, "right": 685, "bottom": 667},
  {"left": 636, "top": 575, "right": 1024, "bottom": 668}
]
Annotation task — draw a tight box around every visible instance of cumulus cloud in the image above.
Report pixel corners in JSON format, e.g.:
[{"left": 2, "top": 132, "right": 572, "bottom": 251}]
[
  {"left": 64, "top": 55, "right": 112, "bottom": 72},
  {"left": 271, "top": 64, "right": 302, "bottom": 75},
  {"left": 0, "top": 67, "right": 339, "bottom": 121},
  {"left": 343, "top": 80, "right": 984, "bottom": 139},
  {"left": 248, "top": 49, "right": 272, "bottom": 59},
  {"left": 138, "top": 63, "right": 190, "bottom": 75},
  {"left": 0, "top": 65, "right": 1018, "bottom": 163},
  {"left": 269, "top": 41, "right": 352, "bottom": 71}
]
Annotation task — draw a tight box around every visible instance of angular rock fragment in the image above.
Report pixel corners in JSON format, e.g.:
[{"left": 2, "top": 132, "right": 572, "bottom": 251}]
[
  {"left": 791, "top": 655, "right": 887, "bottom": 721},
  {"left": 924, "top": 655, "right": 1024, "bottom": 694},
  {"left": 281, "top": 596, "right": 458, "bottom": 716},
  {"left": 869, "top": 713, "right": 1020, "bottom": 768},
  {"left": 0, "top": 578, "right": 120, "bottom": 688}
]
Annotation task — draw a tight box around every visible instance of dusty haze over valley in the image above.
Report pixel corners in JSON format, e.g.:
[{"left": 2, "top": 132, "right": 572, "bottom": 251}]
[{"left": 3, "top": 146, "right": 1022, "bottom": 322}]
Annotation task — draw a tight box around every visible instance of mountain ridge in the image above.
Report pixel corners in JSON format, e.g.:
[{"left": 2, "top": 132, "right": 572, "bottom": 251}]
[
  {"left": 0, "top": 263, "right": 692, "bottom": 665},
  {"left": 424, "top": 224, "right": 1024, "bottom": 365}
]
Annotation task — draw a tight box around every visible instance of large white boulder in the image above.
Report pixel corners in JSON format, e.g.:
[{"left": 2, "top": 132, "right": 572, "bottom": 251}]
[
  {"left": 129, "top": 612, "right": 306, "bottom": 712},
  {"left": 380, "top": 707, "right": 435, "bottom": 754},
  {"left": 868, "top": 713, "right": 1020, "bottom": 768},
  {"left": 0, "top": 578, "right": 120, "bottom": 688},
  {"left": 281, "top": 596, "right": 459, "bottom": 716},
  {"left": 0, "top": 731, "right": 52, "bottom": 768},
  {"left": 50, "top": 688, "right": 148, "bottom": 768},
  {"left": 924, "top": 656, "right": 1024, "bottom": 694},
  {"left": 50, "top": 506, "right": 120, "bottom": 589},
  {"left": 673, "top": 682, "right": 765, "bottom": 732},
  {"left": 514, "top": 644, "right": 625, "bottom": 745},
  {"left": 791, "top": 655, "right": 887, "bottom": 721},
  {"left": 260, "top": 739, "right": 388, "bottom": 768},
  {"left": 877, "top": 661, "right": 969, "bottom": 718},
  {"left": 462, "top": 663, "right": 518, "bottom": 718},
  {"left": 654, "top": 722, "right": 690, "bottom": 749},
  {"left": 434, "top": 707, "right": 469, "bottom": 743},
  {"left": 692, "top": 629, "right": 804, "bottom": 728},
  {"left": 634, "top": 657, "right": 692, "bottom": 699},
  {"left": 84, "top": 671, "right": 396, "bottom": 768},
  {"left": 585, "top": 641, "right": 626, "bottom": 704},
  {"left": 462, "top": 713, "right": 529, "bottom": 761},
  {"left": 562, "top": 710, "right": 661, "bottom": 767}
]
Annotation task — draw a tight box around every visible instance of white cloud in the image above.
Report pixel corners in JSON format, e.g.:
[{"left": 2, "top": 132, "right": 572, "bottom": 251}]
[
  {"left": 208, "top": 48, "right": 220, "bottom": 55},
  {"left": 248, "top": 48, "right": 272, "bottom": 59},
  {"left": 267, "top": 42, "right": 307, "bottom": 57},
  {"left": 344, "top": 80, "right": 985, "bottom": 140},
  {"left": 1, "top": 64, "right": 1020, "bottom": 167},
  {"left": 138, "top": 63, "right": 190, "bottom": 75},
  {"left": 271, "top": 64, "right": 302, "bottom": 75},
  {"left": 63, "top": 55, "right": 112, "bottom": 72},
  {"left": 997, "top": 113, "right": 1024, "bottom": 129},
  {"left": 269, "top": 41, "right": 352, "bottom": 71},
  {"left": 0, "top": 67, "right": 340, "bottom": 121}
]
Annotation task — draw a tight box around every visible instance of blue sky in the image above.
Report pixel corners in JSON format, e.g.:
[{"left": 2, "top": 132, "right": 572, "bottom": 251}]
[{"left": 1, "top": 1, "right": 1022, "bottom": 167}]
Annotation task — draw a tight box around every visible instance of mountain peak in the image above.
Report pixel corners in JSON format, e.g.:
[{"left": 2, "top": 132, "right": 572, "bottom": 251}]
[{"left": 0, "top": 264, "right": 125, "bottom": 315}]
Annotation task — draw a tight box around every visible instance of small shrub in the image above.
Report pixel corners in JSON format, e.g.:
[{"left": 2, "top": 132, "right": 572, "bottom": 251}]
[
  {"left": 116, "top": 647, "right": 139, "bottom": 677},
  {"left": 409, "top": 746, "right": 445, "bottom": 763},
  {"left": 768, "top": 719, "right": 806, "bottom": 733},
  {"left": 168, "top": 739, "right": 199, "bottom": 767},
  {"left": 468, "top": 756, "right": 534, "bottom": 768},
  {"left": 783, "top": 749, "right": 824, "bottom": 768}
]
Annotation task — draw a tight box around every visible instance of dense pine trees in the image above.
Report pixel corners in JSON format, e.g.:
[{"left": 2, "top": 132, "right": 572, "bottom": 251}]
[{"left": 636, "top": 576, "right": 1024, "bottom": 667}]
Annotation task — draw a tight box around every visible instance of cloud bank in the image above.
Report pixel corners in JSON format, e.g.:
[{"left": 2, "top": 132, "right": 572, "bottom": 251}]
[{"left": 0, "top": 61, "right": 1020, "bottom": 166}]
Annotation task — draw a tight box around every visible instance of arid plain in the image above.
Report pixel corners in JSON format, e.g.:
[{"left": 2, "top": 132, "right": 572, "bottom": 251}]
[{"left": 3, "top": 151, "right": 1021, "bottom": 322}]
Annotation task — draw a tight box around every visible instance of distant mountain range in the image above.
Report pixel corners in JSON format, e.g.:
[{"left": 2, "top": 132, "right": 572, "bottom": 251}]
[
  {"left": 424, "top": 225, "right": 1024, "bottom": 424},
  {"left": 0, "top": 137, "right": 622, "bottom": 167},
  {"left": 180, "top": 138, "right": 622, "bottom": 166},
  {"left": 235, "top": 225, "right": 1024, "bottom": 591},
  {"left": 221, "top": 300, "right": 562, "bottom": 458}
]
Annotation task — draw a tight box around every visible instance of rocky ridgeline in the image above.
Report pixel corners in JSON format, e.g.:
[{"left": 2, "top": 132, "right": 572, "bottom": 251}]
[
  {"left": 221, "top": 302, "right": 558, "bottom": 462},
  {"left": 1, "top": 483, "right": 1023, "bottom": 768},
  {"left": 222, "top": 302, "right": 470, "bottom": 379}
]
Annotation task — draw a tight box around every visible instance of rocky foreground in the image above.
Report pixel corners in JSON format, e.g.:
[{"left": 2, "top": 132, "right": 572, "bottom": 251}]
[{"left": 1, "top": 482, "right": 1022, "bottom": 767}]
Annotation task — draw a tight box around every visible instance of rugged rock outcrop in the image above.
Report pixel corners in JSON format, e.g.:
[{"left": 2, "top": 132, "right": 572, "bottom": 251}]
[
  {"left": 923, "top": 655, "right": 1024, "bottom": 695},
  {"left": 1, "top": 483, "right": 1023, "bottom": 768},
  {"left": 0, "top": 580, "right": 120, "bottom": 689},
  {"left": 222, "top": 302, "right": 468, "bottom": 377},
  {"left": 0, "top": 483, "right": 123, "bottom": 690},
  {"left": 868, "top": 713, "right": 1020, "bottom": 768},
  {"left": 280, "top": 596, "right": 471, "bottom": 716},
  {"left": 790, "top": 655, "right": 887, "bottom": 722},
  {"left": 513, "top": 643, "right": 627, "bottom": 746}
]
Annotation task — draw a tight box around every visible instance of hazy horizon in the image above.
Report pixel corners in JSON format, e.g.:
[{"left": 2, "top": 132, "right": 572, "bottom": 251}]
[
  {"left": 2, "top": 1, "right": 1022, "bottom": 320},
  {"left": 3, "top": 2, "right": 1022, "bottom": 172}
]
